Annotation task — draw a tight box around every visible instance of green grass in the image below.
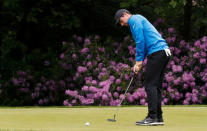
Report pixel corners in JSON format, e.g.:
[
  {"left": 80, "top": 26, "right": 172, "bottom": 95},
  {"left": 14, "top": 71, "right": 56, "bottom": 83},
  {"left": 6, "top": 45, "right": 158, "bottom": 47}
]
[{"left": 0, "top": 106, "right": 206, "bottom": 131}]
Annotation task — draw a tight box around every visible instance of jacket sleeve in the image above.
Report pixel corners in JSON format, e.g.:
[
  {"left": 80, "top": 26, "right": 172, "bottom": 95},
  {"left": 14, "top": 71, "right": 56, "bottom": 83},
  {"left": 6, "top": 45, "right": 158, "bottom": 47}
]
[{"left": 132, "top": 20, "right": 146, "bottom": 61}]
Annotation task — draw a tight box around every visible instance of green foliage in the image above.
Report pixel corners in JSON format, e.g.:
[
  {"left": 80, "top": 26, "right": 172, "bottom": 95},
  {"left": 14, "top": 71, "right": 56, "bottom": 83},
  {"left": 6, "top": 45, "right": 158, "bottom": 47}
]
[
  {"left": 119, "top": 0, "right": 207, "bottom": 40},
  {"left": 169, "top": 0, "right": 187, "bottom": 8},
  {"left": 2, "top": 0, "right": 80, "bottom": 29},
  {"left": 0, "top": 31, "right": 27, "bottom": 80},
  {"left": 0, "top": 0, "right": 206, "bottom": 100}
]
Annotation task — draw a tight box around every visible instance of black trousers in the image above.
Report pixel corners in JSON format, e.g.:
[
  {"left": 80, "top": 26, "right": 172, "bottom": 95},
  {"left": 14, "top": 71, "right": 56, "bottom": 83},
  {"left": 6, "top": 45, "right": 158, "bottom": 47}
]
[{"left": 144, "top": 50, "right": 170, "bottom": 119}]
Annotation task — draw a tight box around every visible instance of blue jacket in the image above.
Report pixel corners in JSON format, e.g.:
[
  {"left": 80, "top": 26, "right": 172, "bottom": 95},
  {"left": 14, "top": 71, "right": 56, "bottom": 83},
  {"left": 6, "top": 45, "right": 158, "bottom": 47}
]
[{"left": 127, "top": 14, "right": 169, "bottom": 61}]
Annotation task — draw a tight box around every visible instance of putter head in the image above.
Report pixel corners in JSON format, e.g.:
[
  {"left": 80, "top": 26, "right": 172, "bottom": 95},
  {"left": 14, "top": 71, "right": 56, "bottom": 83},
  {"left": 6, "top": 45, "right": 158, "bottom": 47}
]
[
  {"left": 107, "top": 118, "right": 116, "bottom": 122},
  {"left": 107, "top": 114, "right": 116, "bottom": 122}
]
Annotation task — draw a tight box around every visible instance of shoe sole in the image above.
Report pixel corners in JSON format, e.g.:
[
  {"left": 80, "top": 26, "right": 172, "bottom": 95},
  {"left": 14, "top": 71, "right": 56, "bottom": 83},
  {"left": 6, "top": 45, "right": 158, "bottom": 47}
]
[
  {"left": 156, "top": 122, "right": 164, "bottom": 126},
  {"left": 136, "top": 122, "right": 164, "bottom": 126}
]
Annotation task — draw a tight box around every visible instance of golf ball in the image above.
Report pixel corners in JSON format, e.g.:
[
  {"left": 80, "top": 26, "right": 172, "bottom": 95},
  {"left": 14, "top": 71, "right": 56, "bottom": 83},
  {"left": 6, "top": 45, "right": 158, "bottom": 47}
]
[{"left": 85, "top": 122, "right": 90, "bottom": 126}]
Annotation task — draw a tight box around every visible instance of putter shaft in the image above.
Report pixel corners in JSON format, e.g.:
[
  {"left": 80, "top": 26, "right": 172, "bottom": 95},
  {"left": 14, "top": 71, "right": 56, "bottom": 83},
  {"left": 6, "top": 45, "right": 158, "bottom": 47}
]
[{"left": 107, "top": 75, "right": 134, "bottom": 122}]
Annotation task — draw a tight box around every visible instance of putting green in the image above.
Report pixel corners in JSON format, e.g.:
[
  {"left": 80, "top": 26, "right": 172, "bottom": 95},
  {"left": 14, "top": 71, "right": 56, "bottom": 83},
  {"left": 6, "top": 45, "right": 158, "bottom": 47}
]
[{"left": 0, "top": 106, "right": 206, "bottom": 131}]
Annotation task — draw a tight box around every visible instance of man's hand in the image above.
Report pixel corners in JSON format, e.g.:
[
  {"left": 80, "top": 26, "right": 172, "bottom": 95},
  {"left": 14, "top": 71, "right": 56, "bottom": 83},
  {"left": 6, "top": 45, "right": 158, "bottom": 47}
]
[{"left": 133, "top": 61, "right": 143, "bottom": 74}]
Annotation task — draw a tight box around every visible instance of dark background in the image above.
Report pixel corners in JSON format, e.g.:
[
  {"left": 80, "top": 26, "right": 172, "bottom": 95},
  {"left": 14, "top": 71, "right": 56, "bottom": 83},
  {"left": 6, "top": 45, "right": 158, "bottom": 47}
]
[{"left": 0, "top": 0, "right": 207, "bottom": 80}]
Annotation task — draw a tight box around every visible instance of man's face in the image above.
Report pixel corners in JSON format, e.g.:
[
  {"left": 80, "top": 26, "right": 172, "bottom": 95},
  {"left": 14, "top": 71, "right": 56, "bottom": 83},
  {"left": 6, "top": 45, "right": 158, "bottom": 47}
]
[{"left": 119, "top": 13, "right": 129, "bottom": 26}]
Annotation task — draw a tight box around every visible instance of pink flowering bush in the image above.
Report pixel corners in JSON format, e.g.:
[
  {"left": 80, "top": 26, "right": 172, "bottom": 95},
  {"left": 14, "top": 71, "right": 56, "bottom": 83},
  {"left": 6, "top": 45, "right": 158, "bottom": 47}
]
[
  {"left": 0, "top": 25, "right": 206, "bottom": 106},
  {"left": 60, "top": 32, "right": 207, "bottom": 106},
  {"left": 0, "top": 70, "right": 66, "bottom": 106},
  {"left": 164, "top": 33, "right": 207, "bottom": 105},
  {"left": 2, "top": 70, "right": 35, "bottom": 105},
  {"left": 60, "top": 35, "right": 145, "bottom": 106}
]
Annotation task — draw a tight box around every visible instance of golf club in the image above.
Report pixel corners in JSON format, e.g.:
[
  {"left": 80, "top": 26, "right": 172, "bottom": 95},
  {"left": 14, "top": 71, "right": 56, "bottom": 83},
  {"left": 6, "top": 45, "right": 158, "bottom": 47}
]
[{"left": 107, "top": 74, "right": 134, "bottom": 122}]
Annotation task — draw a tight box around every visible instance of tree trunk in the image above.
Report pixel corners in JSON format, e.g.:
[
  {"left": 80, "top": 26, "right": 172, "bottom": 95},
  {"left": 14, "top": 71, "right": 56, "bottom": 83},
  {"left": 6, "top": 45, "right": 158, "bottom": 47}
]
[{"left": 183, "top": 0, "right": 192, "bottom": 41}]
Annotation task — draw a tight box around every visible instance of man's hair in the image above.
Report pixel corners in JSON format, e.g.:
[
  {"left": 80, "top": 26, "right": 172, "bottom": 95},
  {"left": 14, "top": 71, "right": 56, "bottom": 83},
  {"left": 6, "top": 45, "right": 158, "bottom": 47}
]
[
  {"left": 114, "top": 9, "right": 131, "bottom": 24},
  {"left": 123, "top": 10, "right": 131, "bottom": 15}
]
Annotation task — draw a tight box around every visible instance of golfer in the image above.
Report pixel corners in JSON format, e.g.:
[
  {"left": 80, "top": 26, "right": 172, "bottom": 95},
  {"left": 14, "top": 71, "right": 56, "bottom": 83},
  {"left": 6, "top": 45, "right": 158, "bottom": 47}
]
[{"left": 114, "top": 9, "right": 171, "bottom": 126}]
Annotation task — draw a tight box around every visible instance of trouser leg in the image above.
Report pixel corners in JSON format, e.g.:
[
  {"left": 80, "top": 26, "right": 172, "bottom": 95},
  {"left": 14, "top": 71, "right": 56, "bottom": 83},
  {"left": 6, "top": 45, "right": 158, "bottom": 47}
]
[
  {"left": 157, "top": 56, "right": 169, "bottom": 118},
  {"left": 144, "top": 50, "right": 170, "bottom": 119}
]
